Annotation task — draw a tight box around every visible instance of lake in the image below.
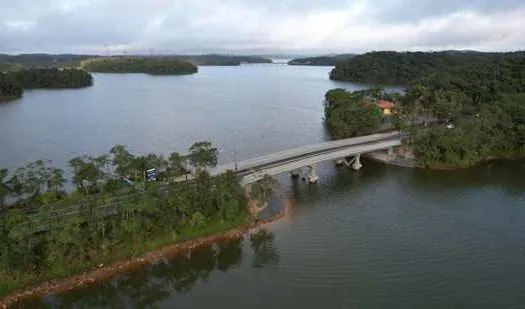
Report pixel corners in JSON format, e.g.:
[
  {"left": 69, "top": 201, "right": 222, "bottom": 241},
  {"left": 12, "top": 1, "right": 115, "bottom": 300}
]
[{"left": 2, "top": 65, "right": 525, "bottom": 308}]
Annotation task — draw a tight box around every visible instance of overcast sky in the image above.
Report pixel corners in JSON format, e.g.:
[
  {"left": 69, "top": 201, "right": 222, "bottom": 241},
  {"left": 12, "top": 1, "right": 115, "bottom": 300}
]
[{"left": 1, "top": 0, "right": 524, "bottom": 55}]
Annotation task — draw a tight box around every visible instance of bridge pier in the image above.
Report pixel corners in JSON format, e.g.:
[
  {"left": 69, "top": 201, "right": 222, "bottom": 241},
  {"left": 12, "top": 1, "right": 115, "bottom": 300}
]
[
  {"left": 290, "top": 168, "right": 301, "bottom": 178},
  {"left": 351, "top": 153, "right": 362, "bottom": 170},
  {"left": 307, "top": 164, "right": 318, "bottom": 183},
  {"left": 387, "top": 147, "right": 394, "bottom": 160},
  {"left": 336, "top": 158, "right": 350, "bottom": 167}
]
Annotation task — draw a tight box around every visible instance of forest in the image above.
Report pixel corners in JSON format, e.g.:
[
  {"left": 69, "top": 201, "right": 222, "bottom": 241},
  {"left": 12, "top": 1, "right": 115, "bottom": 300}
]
[
  {"left": 0, "top": 141, "right": 278, "bottom": 297},
  {"left": 83, "top": 57, "right": 198, "bottom": 75},
  {"left": 329, "top": 51, "right": 525, "bottom": 85},
  {"left": 323, "top": 88, "right": 383, "bottom": 138},
  {"left": 8, "top": 68, "right": 93, "bottom": 89}
]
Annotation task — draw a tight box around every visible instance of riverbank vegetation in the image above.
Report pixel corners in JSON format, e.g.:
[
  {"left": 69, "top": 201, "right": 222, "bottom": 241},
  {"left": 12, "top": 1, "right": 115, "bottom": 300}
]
[
  {"left": 0, "top": 141, "right": 278, "bottom": 298},
  {"left": 328, "top": 50, "right": 525, "bottom": 168},
  {"left": 82, "top": 57, "right": 198, "bottom": 75},
  {"left": 323, "top": 88, "right": 383, "bottom": 138}
]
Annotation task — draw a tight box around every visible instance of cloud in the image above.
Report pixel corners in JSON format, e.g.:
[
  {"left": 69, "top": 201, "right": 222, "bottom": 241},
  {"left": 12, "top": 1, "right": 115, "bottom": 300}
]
[{"left": 1, "top": 0, "right": 524, "bottom": 54}]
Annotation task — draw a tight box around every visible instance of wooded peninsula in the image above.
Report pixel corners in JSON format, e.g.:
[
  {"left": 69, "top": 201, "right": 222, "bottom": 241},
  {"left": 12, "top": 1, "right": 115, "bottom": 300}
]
[
  {"left": 0, "top": 141, "right": 278, "bottom": 299},
  {"left": 0, "top": 68, "right": 93, "bottom": 102},
  {"left": 326, "top": 51, "right": 525, "bottom": 168}
]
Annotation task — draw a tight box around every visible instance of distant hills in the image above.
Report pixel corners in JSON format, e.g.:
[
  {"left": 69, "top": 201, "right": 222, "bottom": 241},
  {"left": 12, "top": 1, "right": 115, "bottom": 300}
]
[{"left": 288, "top": 54, "right": 358, "bottom": 66}]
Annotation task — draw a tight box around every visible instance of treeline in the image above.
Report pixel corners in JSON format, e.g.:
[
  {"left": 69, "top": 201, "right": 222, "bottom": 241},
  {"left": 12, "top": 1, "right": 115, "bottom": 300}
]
[
  {"left": 177, "top": 54, "right": 272, "bottom": 66},
  {"left": 329, "top": 51, "right": 525, "bottom": 84},
  {"left": 0, "top": 141, "right": 279, "bottom": 296},
  {"left": 83, "top": 57, "right": 198, "bottom": 75},
  {"left": 288, "top": 54, "right": 356, "bottom": 66},
  {"left": 323, "top": 88, "right": 383, "bottom": 138},
  {"left": 0, "top": 54, "right": 98, "bottom": 72}
]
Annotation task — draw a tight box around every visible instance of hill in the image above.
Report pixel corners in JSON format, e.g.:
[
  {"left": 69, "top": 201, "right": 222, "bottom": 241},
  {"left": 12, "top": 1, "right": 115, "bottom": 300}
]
[{"left": 329, "top": 50, "right": 525, "bottom": 84}]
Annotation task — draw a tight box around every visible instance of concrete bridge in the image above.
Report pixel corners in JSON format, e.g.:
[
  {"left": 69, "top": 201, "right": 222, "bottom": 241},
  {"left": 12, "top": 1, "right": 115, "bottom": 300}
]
[
  {"left": 186, "top": 131, "right": 404, "bottom": 185},
  {"left": 22, "top": 131, "right": 404, "bottom": 233}
]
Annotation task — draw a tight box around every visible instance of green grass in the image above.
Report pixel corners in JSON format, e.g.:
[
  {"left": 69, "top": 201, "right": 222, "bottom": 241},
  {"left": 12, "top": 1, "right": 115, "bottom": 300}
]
[{"left": 0, "top": 214, "right": 251, "bottom": 299}]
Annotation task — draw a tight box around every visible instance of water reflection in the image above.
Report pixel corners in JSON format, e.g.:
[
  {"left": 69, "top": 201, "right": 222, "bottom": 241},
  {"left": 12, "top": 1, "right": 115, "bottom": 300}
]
[
  {"left": 249, "top": 229, "right": 280, "bottom": 268},
  {"left": 26, "top": 230, "right": 278, "bottom": 309}
]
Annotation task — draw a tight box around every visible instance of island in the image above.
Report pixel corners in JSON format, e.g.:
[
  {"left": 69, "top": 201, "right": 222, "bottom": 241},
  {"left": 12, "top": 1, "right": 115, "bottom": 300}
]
[
  {"left": 288, "top": 54, "right": 356, "bottom": 66},
  {"left": 325, "top": 50, "right": 525, "bottom": 168},
  {"left": 0, "top": 73, "right": 23, "bottom": 102},
  {"left": 81, "top": 57, "right": 199, "bottom": 75}
]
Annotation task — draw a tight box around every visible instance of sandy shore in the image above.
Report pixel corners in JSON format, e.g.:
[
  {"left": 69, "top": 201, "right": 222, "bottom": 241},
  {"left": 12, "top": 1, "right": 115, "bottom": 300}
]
[{"left": 0, "top": 205, "right": 288, "bottom": 309}]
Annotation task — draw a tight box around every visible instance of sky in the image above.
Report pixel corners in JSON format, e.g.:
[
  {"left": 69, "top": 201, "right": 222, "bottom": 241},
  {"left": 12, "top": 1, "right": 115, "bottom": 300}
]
[{"left": 1, "top": 0, "right": 525, "bottom": 55}]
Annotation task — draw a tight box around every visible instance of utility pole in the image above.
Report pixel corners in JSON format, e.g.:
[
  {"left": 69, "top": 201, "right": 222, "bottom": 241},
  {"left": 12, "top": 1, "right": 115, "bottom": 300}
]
[{"left": 234, "top": 148, "right": 238, "bottom": 172}]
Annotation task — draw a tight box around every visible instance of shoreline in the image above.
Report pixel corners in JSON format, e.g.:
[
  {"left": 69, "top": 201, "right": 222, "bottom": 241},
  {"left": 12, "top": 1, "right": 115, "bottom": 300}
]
[{"left": 0, "top": 204, "right": 288, "bottom": 308}]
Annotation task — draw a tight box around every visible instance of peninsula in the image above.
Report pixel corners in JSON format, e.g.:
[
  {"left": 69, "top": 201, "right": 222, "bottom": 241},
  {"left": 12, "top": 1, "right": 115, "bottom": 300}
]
[{"left": 327, "top": 51, "right": 525, "bottom": 168}]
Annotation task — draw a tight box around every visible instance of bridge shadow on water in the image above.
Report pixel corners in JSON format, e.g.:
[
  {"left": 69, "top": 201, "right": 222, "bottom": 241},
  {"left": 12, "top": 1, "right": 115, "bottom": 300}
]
[{"left": 22, "top": 229, "right": 280, "bottom": 309}]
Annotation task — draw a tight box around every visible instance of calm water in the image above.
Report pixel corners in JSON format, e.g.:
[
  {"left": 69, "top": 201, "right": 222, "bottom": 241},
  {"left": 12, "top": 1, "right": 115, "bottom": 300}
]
[{"left": 2, "top": 65, "right": 525, "bottom": 308}]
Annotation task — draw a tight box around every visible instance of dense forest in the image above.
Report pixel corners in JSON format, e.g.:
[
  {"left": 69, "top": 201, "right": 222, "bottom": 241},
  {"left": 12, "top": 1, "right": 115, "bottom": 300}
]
[
  {"left": 0, "top": 73, "right": 23, "bottom": 102},
  {"left": 83, "top": 57, "right": 198, "bottom": 75},
  {"left": 324, "top": 51, "right": 525, "bottom": 167},
  {"left": 329, "top": 51, "right": 525, "bottom": 84},
  {"left": 324, "top": 88, "right": 383, "bottom": 138},
  {"left": 0, "top": 141, "right": 278, "bottom": 297},
  {"left": 7, "top": 68, "right": 93, "bottom": 89},
  {"left": 288, "top": 54, "right": 356, "bottom": 66}
]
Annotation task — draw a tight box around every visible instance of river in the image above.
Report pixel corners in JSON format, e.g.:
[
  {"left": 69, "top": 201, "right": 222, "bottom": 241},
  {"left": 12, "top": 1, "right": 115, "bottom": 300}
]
[{"left": 2, "top": 65, "right": 525, "bottom": 308}]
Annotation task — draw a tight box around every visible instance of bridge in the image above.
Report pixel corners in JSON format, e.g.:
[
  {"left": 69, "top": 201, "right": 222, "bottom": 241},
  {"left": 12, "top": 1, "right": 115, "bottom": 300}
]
[
  {"left": 182, "top": 131, "right": 404, "bottom": 185},
  {"left": 18, "top": 131, "right": 405, "bottom": 233}
]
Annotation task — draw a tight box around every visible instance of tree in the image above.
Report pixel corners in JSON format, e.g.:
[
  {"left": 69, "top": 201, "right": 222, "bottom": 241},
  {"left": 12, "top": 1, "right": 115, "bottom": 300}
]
[
  {"left": 69, "top": 156, "right": 107, "bottom": 194},
  {"left": 188, "top": 141, "right": 218, "bottom": 173},
  {"left": 168, "top": 152, "right": 186, "bottom": 177},
  {"left": 110, "top": 145, "right": 135, "bottom": 178}
]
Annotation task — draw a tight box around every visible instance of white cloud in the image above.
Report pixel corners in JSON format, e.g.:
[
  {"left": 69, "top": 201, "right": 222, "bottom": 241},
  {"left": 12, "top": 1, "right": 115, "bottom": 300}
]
[{"left": 0, "top": 0, "right": 524, "bottom": 54}]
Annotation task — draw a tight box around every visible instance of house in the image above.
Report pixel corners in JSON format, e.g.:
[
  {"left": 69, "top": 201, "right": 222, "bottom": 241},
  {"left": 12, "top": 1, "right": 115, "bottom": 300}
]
[{"left": 375, "top": 99, "right": 395, "bottom": 115}]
